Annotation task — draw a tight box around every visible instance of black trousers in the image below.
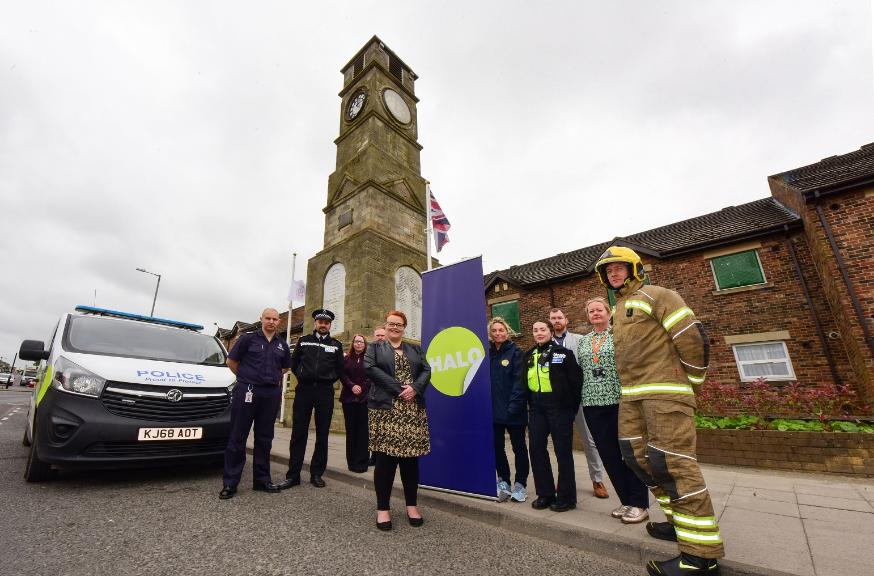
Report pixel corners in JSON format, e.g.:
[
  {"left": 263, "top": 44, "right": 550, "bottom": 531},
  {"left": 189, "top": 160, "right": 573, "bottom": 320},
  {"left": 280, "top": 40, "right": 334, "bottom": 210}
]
[
  {"left": 223, "top": 383, "right": 281, "bottom": 488},
  {"left": 493, "top": 423, "right": 529, "bottom": 486},
  {"left": 287, "top": 381, "right": 334, "bottom": 479},
  {"left": 584, "top": 404, "right": 649, "bottom": 508},
  {"left": 374, "top": 452, "right": 419, "bottom": 510},
  {"left": 528, "top": 393, "right": 576, "bottom": 503},
  {"left": 342, "top": 402, "right": 369, "bottom": 471}
]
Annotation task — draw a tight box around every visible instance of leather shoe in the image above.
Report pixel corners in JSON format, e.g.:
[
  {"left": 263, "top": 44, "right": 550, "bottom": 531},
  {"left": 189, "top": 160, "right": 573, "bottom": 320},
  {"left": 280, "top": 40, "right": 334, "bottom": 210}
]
[
  {"left": 277, "top": 477, "right": 300, "bottom": 490},
  {"left": 549, "top": 500, "right": 577, "bottom": 512},
  {"left": 252, "top": 482, "right": 280, "bottom": 494},
  {"left": 218, "top": 486, "right": 237, "bottom": 500},
  {"left": 310, "top": 475, "right": 326, "bottom": 488},
  {"left": 593, "top": 481, "right": 609, "bottom": 499},
  {"left": 531, "top": 496, "right": 555, "bottom": 510},
  {"left": 376, "top": 520, "right": 392, "bottom": 531}
]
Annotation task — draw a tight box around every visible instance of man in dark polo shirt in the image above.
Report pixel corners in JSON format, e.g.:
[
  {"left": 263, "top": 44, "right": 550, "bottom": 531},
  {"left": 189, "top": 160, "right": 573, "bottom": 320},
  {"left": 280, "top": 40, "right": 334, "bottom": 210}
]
[
  {"left": 279, "top": 309, "right": 344, "bottom": 489},
  {"left": 220, "top": 308, "right": 292, "bottom": 499}
]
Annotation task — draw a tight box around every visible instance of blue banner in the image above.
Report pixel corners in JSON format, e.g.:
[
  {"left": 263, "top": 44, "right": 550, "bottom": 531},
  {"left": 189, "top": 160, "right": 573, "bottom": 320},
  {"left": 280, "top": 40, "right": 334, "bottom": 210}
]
[{"left": 420, "top": 257, "right": 496, "bottom": 498}]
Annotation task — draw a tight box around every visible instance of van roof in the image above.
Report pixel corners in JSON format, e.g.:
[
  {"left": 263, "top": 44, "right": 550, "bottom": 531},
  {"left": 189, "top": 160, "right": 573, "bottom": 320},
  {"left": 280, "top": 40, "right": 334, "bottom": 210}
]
[{"left": 73, "top": 305, "right": 204, "bottom": 332}]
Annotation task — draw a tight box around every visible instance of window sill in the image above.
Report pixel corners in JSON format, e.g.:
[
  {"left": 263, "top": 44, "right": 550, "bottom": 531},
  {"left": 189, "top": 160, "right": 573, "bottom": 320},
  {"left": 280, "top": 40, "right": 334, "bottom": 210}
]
[{"left": 712, "top": 282, "right": 773, "bottom": 296}]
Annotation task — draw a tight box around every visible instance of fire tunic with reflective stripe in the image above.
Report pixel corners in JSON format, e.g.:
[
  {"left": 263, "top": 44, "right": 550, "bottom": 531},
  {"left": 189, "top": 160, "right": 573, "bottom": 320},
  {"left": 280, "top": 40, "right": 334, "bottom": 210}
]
[{"left": 612, "top": 278, "right": 709, "bottom": 406}]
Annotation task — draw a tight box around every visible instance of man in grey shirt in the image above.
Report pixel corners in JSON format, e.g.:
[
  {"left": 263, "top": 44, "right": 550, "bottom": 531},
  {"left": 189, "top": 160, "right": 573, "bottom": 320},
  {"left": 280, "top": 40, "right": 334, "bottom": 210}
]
[{"left": 549, "top": 308, "right": 609, "bottom": 499}]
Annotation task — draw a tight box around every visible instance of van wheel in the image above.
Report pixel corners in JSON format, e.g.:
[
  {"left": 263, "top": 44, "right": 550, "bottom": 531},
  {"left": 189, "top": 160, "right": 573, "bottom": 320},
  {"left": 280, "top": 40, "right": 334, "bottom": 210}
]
[{"left": 23, "top": 427, "right": 52, "bottom": 482}]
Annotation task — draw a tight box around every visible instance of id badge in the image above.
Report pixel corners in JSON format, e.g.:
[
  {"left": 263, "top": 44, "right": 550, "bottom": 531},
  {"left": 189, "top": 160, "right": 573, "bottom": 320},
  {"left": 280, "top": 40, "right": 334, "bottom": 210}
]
[{"left": 245, "top": 385, "right": 254, "bottom": 403}]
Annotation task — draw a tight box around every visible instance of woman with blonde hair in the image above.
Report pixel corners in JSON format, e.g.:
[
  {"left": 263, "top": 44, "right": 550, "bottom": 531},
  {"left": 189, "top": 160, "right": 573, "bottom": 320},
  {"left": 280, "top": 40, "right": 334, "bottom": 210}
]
[
  {"left": 577, "top": 296, "right": 649, "bottom": 523},
  {"left": 488, "top": 317, "right": 528, "bottom": 502}
]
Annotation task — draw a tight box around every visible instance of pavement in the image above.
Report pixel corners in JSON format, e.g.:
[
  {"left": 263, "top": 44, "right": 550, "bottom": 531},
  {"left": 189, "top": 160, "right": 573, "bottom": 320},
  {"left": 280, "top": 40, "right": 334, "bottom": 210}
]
[{"left": 252, "top": 425, "right": 874, "bottom": 576}]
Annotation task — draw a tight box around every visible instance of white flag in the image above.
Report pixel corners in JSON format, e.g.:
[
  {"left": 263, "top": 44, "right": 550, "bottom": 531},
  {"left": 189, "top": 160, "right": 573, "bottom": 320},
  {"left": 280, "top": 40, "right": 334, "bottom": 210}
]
[{"left": 288, "top": 279, "right": 306, "bottom": 304}]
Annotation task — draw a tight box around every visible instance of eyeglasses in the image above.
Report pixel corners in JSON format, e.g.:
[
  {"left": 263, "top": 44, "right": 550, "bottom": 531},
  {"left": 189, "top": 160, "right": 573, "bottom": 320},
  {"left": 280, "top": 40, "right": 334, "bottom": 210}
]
[{"left": 386, "top": 322, "right": 405, "bottom": 328}]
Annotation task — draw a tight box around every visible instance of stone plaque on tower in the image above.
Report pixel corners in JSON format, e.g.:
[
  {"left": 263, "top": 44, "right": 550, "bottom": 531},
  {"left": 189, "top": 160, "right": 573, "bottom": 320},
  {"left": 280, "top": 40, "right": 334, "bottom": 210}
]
[{"left": 304, "top": 36, "right": 429, "bottom": 343}]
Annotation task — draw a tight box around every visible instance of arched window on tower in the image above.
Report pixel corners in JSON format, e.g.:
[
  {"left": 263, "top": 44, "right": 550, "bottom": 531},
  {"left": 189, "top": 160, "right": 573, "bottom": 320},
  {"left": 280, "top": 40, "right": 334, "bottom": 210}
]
[
  {"left": 323, "top": 263, "right": 346, "bottom": 335},
  {"left": 395, "top": 266, "right": 422, "bottom": 341}
]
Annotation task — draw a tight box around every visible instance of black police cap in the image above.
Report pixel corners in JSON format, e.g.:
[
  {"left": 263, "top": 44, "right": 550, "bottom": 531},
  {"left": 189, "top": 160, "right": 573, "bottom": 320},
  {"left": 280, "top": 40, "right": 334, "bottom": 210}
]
[{"left": 312, "top": 309, "right": 335, "bottom": 322}]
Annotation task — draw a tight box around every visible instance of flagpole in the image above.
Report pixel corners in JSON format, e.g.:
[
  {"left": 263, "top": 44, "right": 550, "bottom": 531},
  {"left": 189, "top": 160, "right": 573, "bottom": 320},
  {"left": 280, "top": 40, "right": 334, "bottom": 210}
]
[
  {"left": 280, "top": 252, "right": 297, "bottom": 425},
  {"left": 425, "top": 181, "right": 433, "bottom": 271}
]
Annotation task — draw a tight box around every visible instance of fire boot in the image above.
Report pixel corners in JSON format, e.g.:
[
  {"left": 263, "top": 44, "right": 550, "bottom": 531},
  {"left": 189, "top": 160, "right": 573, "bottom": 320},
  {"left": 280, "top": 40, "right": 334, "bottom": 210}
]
[
  {"left": 646, "top": 521, "right": 678, "bottom": 542},
  {"left": 646, "top": 553, "right": 720, "bottom": 576}
]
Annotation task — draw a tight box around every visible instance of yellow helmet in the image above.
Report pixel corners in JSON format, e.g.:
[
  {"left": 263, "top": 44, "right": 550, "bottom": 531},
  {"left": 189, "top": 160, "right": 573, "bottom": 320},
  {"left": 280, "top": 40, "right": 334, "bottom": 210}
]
[{"left": 595, "top": 246, "right": 646, "bottom": 287}]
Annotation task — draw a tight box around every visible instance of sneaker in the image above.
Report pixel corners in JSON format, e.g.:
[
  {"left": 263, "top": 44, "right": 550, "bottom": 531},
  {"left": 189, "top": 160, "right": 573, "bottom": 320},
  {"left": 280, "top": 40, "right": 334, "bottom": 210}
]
[
  {"left": 611, "top": 505, "right": 631, "bottom": 518},
  {"left": 621, "top": 506, "right": 649, "bottom": 524},
  {"left": 646, "top": 553, "right": 720, "bottom": 575},
  {"left": 646, "top": 521, "right": 678, "bottom": 542},
  {"left": 510, "top": 482, "right": 527, "bottom": 503},
  {"left": 496, "top": 480, "right": 511, "bottom": 502}
]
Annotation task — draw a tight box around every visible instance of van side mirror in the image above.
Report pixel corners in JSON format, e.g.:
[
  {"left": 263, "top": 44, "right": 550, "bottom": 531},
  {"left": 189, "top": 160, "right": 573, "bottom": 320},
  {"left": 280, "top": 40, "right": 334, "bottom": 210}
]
[{"left": 19, "top": 340, "right": 50, "bottom": 362}]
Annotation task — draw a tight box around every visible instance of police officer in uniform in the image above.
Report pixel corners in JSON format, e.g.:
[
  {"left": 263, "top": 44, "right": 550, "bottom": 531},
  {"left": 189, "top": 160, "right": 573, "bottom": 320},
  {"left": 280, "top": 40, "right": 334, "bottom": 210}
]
[
  {"left": 595, "top": 246, "right": 723, "bottom": 576},
  {"left": 220, "top": 308, "right": 292, "bottom": 499},
  {"left": 526, "top": 320, "right": 583, "bottom": 513},
  {"left": 279, "top": 309, "right": 344, "bottom": 489}
]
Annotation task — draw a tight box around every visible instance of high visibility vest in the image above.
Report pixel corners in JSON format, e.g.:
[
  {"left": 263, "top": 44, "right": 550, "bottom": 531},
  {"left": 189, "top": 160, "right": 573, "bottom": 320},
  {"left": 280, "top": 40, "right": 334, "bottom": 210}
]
[{"left": 527, "top": 349, "right": 552, "bottom": 393}]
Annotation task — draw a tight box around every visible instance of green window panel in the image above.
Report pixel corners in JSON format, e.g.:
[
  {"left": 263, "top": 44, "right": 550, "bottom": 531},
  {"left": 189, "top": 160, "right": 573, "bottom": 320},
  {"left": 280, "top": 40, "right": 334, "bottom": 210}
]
[
  {"left": 491, "top": 300, "right": 520, "bottom": 334},
  {"left": 710, "top": 250, "right": 765, "bottom": 290}
]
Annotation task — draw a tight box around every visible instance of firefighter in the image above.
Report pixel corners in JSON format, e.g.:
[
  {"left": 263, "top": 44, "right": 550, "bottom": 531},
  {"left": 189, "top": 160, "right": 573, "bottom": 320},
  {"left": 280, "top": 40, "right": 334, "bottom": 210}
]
[{"left": 594, "top": 246, "right": 724, "bottom": 576}]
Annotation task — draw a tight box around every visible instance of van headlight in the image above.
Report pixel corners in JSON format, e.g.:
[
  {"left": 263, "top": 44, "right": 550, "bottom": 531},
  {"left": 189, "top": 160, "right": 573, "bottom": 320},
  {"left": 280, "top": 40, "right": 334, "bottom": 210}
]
[{"left": 53, "top": 357, "right": 106, "bottom": 397}]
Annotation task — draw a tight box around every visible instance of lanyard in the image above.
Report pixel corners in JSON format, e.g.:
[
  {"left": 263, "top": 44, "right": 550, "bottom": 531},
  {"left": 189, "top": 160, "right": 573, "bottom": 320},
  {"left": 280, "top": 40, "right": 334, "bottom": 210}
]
[{"left": 591, "top": 332, "right": 608, "bottom": 364}]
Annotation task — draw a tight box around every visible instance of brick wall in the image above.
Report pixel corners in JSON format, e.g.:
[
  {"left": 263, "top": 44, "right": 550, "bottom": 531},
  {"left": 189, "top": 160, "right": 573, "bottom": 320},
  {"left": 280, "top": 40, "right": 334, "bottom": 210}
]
[
  {"left": 697, "top": 428, "right": 874, "bottom": 477},
  {"left": 487, "top": 232, "right": 845, "bottom": 401}
]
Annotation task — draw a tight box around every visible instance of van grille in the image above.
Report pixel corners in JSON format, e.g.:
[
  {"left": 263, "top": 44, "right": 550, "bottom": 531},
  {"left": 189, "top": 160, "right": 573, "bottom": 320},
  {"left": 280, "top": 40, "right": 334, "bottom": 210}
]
[
  {"left": 101, "top": 381, "right": 230, "bottom": 422},
  {"left": 83, "top": 438, "right": 228, "bottom": 458}
]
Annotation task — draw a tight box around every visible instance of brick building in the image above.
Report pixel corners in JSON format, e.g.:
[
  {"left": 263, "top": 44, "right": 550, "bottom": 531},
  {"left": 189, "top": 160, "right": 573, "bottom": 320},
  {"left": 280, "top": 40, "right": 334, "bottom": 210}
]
[{"left": 485, "top": 144, "right": 874, "bottom": 404}]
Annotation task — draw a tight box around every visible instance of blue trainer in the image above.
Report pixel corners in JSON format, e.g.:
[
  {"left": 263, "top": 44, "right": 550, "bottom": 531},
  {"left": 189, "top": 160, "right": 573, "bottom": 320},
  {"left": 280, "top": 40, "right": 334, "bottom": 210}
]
[
  {"left": 497, "top": 480, "right": 511, "bottom": 502},
  {"left": 510, "top": 482, "right": 527, "bottom": 502}
]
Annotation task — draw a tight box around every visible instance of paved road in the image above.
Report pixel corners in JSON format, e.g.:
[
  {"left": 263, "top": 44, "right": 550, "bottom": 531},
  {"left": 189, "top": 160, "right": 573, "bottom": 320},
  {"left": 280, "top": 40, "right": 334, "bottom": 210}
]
[{"left": 0, "top": 403, "right": 637, "bottom": 576}]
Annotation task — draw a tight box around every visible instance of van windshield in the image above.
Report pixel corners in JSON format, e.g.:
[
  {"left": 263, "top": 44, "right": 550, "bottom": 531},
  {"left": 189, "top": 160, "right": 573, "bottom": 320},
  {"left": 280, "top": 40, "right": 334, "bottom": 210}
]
[{"left": 64, "top": 315, "right": 226, "bottom": 366}]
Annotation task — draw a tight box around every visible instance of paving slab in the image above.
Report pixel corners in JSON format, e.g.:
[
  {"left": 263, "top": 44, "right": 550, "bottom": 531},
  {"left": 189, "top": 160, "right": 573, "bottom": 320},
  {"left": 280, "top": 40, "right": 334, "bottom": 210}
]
[
  {"left": 803, "top": 517, "right": 874, "bottom": 576},
  {"left": 796, "top": 492, "right": 873, "bottom": 512},
  {"left": 725, "top": 494, "right": 800, "bottom": 517},
  {"left": 731, "top": 486, "right": 797, "bottom": 504},
  {"left": 718, "top": 508, "right": 814, "bottom": 576}
]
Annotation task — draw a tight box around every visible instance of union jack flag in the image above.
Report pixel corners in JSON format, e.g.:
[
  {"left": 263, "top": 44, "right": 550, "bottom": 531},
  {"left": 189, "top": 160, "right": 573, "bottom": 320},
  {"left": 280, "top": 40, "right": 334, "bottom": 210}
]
[{"left": 429, "top": 187, "right": 451, "bottom": 252}]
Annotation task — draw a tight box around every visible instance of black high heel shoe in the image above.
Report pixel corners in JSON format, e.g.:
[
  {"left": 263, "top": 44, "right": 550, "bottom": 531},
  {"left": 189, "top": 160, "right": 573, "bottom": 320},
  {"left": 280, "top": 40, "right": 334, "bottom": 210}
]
[{"left": 407, "top": 514, "right": 424, "bottom": 527}]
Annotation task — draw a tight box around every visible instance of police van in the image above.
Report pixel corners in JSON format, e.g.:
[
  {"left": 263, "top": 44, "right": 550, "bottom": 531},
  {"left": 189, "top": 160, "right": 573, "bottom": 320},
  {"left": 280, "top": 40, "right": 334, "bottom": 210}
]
[{"left": 19, "top": 306, "right": 235, "bottom": 481}]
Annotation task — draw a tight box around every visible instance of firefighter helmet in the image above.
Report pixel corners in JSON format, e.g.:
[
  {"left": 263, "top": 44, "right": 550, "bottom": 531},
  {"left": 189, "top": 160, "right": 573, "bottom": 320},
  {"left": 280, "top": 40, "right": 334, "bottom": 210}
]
[{"left": 595, "top": 246, "right": 646, "bottom": 287}]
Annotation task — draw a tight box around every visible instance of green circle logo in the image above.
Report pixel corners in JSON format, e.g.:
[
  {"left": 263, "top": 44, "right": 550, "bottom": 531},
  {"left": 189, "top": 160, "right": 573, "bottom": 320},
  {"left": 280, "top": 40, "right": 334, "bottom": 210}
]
[{"left": 426, "top": 327, "right": 485, "bottom": 397}]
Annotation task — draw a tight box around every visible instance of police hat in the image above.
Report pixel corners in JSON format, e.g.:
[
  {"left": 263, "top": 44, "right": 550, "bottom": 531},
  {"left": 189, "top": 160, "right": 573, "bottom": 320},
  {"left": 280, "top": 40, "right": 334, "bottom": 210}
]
[{"left": 312, "top": 309, "right": 335, "bottom": 322}]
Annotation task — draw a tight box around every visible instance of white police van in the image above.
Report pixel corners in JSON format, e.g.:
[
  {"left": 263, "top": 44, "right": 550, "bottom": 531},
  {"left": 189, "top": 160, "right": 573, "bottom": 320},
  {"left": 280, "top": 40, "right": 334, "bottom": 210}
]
[{"left": 19, "top": 306, "right": 235, "bottom": 481}]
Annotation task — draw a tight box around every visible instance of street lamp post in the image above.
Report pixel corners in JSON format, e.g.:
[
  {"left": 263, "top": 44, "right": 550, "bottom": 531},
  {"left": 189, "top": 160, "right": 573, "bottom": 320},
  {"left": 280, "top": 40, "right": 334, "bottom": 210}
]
[{"left": 136, "top": 267, "right": 162, "bottom": 317}]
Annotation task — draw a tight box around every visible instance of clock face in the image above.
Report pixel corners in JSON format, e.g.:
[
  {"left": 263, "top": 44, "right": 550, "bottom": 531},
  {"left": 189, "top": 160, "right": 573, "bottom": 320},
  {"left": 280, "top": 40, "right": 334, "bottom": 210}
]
[
  {"left": 346, "top": 91, "right": 366, "bottom": 120},
  {"left": 382, "top": 89, "right": 411, "bottom": 124}
]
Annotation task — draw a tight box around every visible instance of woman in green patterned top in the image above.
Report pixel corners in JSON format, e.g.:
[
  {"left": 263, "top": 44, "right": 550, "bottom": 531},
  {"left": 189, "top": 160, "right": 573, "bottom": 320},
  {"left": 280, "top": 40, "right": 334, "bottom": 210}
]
[{"left": 577, "top": 296, "right": 650, "bottom": 523}]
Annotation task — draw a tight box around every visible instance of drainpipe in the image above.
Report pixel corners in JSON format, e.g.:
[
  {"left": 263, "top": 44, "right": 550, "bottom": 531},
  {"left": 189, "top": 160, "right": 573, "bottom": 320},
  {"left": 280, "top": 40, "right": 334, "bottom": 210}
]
[
  {"left": 785, "top": 236, "right": 842, "bottom": 388},
  {"left": 814, "top": 197, "right": 874, "bottom": 357}
]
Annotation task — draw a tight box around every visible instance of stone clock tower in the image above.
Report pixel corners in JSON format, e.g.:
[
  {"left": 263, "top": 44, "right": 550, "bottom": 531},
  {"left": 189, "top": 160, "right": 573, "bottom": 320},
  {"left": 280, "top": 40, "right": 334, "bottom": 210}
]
[{"left": 304, "top": 36, "right": 428, "bottom": 344}]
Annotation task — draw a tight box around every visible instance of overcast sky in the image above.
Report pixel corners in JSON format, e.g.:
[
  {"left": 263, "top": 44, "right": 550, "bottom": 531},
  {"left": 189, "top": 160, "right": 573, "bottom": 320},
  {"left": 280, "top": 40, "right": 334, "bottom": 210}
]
[{"left": 1, "top": 1, "right": 872, "bottom": 363}]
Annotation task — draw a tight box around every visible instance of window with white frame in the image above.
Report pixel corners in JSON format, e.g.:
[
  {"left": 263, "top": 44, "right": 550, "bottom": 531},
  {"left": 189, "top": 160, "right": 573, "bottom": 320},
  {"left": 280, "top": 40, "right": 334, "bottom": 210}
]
[
  {"left": 732, "top": 341, "right": 795, "bottom": 381},
  {"left": 709, "top": 249, "right": 766, "bottom": 290}
]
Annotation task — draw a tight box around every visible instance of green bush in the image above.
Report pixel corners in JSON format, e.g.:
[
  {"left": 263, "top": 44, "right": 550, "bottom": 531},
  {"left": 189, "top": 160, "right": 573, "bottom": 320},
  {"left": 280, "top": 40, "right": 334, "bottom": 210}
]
[{"left": 695, "top": 414, "right": 874, "bottom": 432}]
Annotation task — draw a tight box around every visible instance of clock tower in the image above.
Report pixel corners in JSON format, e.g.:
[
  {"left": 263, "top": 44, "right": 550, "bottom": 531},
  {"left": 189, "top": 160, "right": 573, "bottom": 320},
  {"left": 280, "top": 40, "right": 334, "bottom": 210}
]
[{"left": 304, "top": 36, "right": 428, "bottom": 343}]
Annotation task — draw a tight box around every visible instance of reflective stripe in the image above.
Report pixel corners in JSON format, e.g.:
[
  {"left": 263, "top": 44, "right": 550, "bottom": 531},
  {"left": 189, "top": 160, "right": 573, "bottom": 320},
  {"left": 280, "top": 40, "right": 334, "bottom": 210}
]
[
  {"left": 673, "top": 513, "right": 718, "bottom": 528},
  {"left": 656, "top": 496, "right": 673, "bottom": 515},
  {"left": 621, "top": 383, "right": 694, "bottom": 396},
  {"left": 663, "top": 307, "right": 693, "bottom": 330},
  {"left": 36, "top": 365, "right": 53, "bottom": 407},
  {"left": 647, "top": 444, "right": 697, "bottom": 461},
  {"left": 675, "top": 527, "right": 723, "bottom": 544},
  {"left": 686, "top": 373, "right": 705, "bottom": 384},
  {"left": 624, "top": 300, "right": 652, "bottom": 315}
]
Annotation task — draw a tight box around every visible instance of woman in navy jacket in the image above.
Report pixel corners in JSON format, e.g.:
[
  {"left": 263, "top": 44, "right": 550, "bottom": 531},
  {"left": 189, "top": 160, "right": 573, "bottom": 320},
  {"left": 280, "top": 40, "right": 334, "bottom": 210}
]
[{"left": 489, "top": 317, "right": 528, "bottom": 503}]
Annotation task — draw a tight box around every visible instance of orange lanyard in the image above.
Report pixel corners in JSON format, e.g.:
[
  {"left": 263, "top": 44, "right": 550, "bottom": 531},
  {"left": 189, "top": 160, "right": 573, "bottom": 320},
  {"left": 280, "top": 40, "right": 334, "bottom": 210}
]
[{"left": 591, "top": 332, "right": 608, "bottom": 364}]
